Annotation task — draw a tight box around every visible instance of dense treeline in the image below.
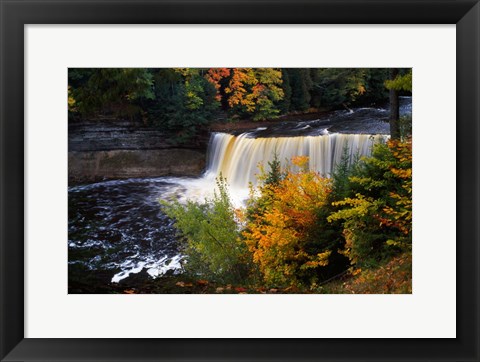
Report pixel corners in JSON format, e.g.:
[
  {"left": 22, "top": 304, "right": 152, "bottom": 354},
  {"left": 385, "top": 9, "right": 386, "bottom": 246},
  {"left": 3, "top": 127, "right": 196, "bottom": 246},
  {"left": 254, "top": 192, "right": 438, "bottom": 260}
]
[
  {"left": 68, "top": 68, "right": 411, "bottom": 143},
  {"left": 162, "top": 138, "right": 412, "bottom": 292}
]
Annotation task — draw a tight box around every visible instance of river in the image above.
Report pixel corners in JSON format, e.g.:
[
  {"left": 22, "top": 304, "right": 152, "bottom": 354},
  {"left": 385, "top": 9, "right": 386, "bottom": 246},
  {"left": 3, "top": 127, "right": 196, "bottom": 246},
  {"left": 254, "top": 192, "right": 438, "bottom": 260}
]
[{"left": 68, "top": 97, "right": 411, "bottom": 291}]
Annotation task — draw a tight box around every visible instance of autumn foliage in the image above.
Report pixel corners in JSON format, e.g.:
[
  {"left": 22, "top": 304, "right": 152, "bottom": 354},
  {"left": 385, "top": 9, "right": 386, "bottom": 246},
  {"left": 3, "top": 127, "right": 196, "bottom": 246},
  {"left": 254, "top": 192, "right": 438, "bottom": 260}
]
[
  {"left": 242, "top": 156, "right": 333, "bottom": 287},
  {"left": 162, "top": 138, "right": 412, "bottom": 292}
]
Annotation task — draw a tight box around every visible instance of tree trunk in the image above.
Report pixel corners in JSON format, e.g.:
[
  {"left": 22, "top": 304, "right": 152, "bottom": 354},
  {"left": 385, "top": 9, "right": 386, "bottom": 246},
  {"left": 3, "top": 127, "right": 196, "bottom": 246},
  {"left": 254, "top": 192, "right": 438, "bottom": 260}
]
[{"left": 389, "top": 68, "right": 400, "bottom": 140}]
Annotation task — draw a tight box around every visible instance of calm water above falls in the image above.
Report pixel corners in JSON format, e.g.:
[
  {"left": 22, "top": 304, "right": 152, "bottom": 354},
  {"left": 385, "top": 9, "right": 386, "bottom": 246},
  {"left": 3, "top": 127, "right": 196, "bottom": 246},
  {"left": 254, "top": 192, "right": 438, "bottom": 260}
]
[{"left": 68, "top": 97, "right": 412, "bottom": 285}]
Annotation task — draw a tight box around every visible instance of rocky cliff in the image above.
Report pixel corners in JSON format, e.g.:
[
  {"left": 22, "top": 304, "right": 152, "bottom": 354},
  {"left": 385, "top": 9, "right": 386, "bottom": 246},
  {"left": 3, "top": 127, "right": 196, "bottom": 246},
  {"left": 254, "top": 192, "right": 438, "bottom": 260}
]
[{"left": 69, "top": 120, "right": 207, "bottom": 184}]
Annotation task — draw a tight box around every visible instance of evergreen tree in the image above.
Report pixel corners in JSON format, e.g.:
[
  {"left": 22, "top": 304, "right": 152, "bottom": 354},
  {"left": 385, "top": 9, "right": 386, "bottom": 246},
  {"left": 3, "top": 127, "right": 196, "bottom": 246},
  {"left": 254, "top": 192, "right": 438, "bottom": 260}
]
[
  {"left": 310, "top": 68, "right": 367, "bottom": 110},
  {"left": 287, "top": 68, "right": 312, "bottom": 111},
  {"left": 147, "top": 68, "right": 219, "bottom": 144},
  {"left": 278, "top": 69, "right": 292, "bottom": 113},
  {"left": 360, "top": 68, "right": 390, "bottom": 106},
  {"left": 68, "top": 68, "right": 154, "bottom": 119}
]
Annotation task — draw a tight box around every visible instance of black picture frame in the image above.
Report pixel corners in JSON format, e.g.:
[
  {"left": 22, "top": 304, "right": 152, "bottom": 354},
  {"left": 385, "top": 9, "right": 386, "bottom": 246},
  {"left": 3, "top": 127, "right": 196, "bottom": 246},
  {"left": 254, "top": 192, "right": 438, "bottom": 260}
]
[{"left": 1, "top": 1, "right": 479, "bottom": 361}]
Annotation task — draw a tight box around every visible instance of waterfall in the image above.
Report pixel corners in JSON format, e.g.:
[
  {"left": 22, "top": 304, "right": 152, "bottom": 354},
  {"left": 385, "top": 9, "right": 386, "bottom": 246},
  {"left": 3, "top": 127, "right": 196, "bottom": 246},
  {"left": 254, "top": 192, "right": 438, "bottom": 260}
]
[{"left": 203, "top": 132, "right": 389, "bottom": 189}]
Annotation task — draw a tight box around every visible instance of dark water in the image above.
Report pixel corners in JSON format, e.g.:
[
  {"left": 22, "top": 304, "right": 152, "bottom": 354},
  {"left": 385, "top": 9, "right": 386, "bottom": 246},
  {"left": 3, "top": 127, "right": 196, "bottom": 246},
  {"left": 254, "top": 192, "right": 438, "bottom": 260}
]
[
  {"left": 69, "top": 178, "right": 187, "bottom": 285},
  {"left": 68, "top": 97, "right": 412, "bottom": 289},
  {"left": 240, "top": 96, "right": 412, "bottom": 138}
]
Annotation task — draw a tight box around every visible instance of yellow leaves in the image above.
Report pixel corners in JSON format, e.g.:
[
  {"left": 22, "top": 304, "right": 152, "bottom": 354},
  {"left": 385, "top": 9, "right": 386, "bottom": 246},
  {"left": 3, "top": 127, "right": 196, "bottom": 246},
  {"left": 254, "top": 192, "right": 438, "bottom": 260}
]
[
  {"left": 301, "top": 251, "right": 332, "bottom": 269},
  {"left": 68, "top": 85, "right": 76, "bottom": 110},
  {"left": 384, "top": 70, "right": 412, "bottom": 92},
  {"left": 291, "top": 155, "right": 309, "bottom": 169},
  {"left": 329, "top": 194, "right": 375, "bottom": 222}
]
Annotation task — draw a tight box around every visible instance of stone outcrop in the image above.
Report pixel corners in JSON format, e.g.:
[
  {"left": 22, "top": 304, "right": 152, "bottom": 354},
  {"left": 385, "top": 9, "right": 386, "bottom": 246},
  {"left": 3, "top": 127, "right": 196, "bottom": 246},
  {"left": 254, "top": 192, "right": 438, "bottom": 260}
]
[{"left": 69, "top": 120, "right": 207, "bottom": 184}]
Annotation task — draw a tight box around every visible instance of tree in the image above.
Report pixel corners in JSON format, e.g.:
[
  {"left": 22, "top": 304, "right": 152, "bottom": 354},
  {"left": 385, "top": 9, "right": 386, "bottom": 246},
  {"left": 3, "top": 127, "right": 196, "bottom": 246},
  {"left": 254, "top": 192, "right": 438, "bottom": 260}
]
[
  {"left": 205, "top": 68, "right": 231, "bottom": 103},
  {"left": 385, "top": 68, "right": 412, "bottom": 140},
  {"left": 287, "top": 68, "right": 313, "bottom": 111},
  {"left": 310, "top": 68, "right": 367, "bottom": 110},
  {"left": 278, "top": 69, "right": 292, "bottom": 113},
  {"left": 243, "top": 156, "right": 334, "bottom": 287},
  {"left": 387, "top": 68, "right": 400, "bottom": 140},
  {"left": 328, "top": 138, "right": 412, "bottom": 267},
  {"left": 224, "top": 68, "right": 257, "bottom": 114},
  {"left": 68, "top": 68, "right": 154, "bottom": 119},
  {"left": 224, "top": 68, "right": 284, "bottom": 121},
  {"left": 360, "top": 69, "right": 390, "bottom": 106},
  {"left": 147, "top": 68, "right": 219, "bottom": 144}
]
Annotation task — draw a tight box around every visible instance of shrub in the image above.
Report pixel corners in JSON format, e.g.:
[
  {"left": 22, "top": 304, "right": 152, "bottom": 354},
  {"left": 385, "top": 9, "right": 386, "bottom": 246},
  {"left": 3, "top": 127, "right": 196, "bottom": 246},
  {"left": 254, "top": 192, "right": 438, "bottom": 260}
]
[{"left": 161, "top": 176, "right": 253, "bottom": 284}]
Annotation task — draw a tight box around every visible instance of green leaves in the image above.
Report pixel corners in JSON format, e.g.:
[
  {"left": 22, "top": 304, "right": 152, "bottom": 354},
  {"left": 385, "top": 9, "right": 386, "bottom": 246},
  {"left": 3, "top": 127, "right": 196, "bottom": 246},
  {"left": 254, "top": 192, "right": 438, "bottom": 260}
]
[
  {"left": 148, "top": 69, "right": 219, "bottom": 145},
  {"left": 328, "top": 139, "right": 412, "bottom": 266},
  {"left": 161, "top": 176, "right": 252, "bottom": 284},
  {"left": 68, "top": 68, "right": 154, "bottom": 118},
  {"left": 385, "top": 70, "right": 412, "bottom": 92}
]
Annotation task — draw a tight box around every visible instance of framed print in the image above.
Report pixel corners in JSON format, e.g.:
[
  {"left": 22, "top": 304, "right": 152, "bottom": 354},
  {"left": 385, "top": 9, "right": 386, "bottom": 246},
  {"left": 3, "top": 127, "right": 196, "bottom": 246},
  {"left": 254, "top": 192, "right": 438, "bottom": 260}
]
[{"left": 1, "top": 0, "right": 479, "bottom": 361}]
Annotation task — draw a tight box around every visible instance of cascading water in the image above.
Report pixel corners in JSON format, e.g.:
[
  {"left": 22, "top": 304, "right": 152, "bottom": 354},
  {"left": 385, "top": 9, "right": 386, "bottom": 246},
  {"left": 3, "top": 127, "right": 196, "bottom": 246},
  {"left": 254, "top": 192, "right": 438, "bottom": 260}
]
[
  {"left": 204, "top": 132, "right": 388, "bottom": 189},
  {"left": 68, "top": 97, "right": 410, "bottom": 289},
  {"left": 162, "top": 132, "right": 388, "bottom": 208}
]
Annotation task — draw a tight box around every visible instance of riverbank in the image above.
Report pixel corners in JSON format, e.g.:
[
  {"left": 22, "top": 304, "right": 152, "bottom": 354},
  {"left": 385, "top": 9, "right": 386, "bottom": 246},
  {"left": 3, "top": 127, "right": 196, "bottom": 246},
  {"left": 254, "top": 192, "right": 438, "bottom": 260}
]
[{"left": 69, "top": 264, "right": 301, "bottom": 294}]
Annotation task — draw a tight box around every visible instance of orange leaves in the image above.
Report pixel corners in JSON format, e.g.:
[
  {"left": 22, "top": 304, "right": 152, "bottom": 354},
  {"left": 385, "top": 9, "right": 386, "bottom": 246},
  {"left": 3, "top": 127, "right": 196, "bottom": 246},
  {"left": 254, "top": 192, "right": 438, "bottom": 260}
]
[
  {"left": 301, "top": 251, "right": 332, "bottom": 269},
  {"left": 390, "top": 167, "right": 412, "bottom": 178},
  {"left": 223, "top": 68, "right": 284, "bottom": 120},
  {"left": 205, "top": 68, "right": 231, "bottom": 101},
  {"left": 388, "top": 137, "right": 412, "bottom": 166},
  {"left": 225, "top": 68, "right": 256, "bottom": 110},
  {"left": 243, "top": 157, "right": 333, "bottom": 287},
  {"left": 381, "top": 138, "right": 412, "bottom": 239}
]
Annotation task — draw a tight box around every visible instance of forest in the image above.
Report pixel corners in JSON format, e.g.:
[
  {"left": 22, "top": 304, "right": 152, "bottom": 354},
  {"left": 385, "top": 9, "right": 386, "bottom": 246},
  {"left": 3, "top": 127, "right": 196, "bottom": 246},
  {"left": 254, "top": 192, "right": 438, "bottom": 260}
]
[
  {"left": 68, "top": 68, "right": 412, "bottom": 294},
  {"left": 68, "top": 68, "right": 411, "bottom": 142}
]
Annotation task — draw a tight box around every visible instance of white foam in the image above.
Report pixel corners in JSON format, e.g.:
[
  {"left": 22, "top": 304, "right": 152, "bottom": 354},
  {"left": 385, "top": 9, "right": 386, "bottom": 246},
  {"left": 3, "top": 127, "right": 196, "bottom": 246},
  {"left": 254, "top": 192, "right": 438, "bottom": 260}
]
[{"left": 111, "top": 255, "right": 184, "bottom": 283}]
